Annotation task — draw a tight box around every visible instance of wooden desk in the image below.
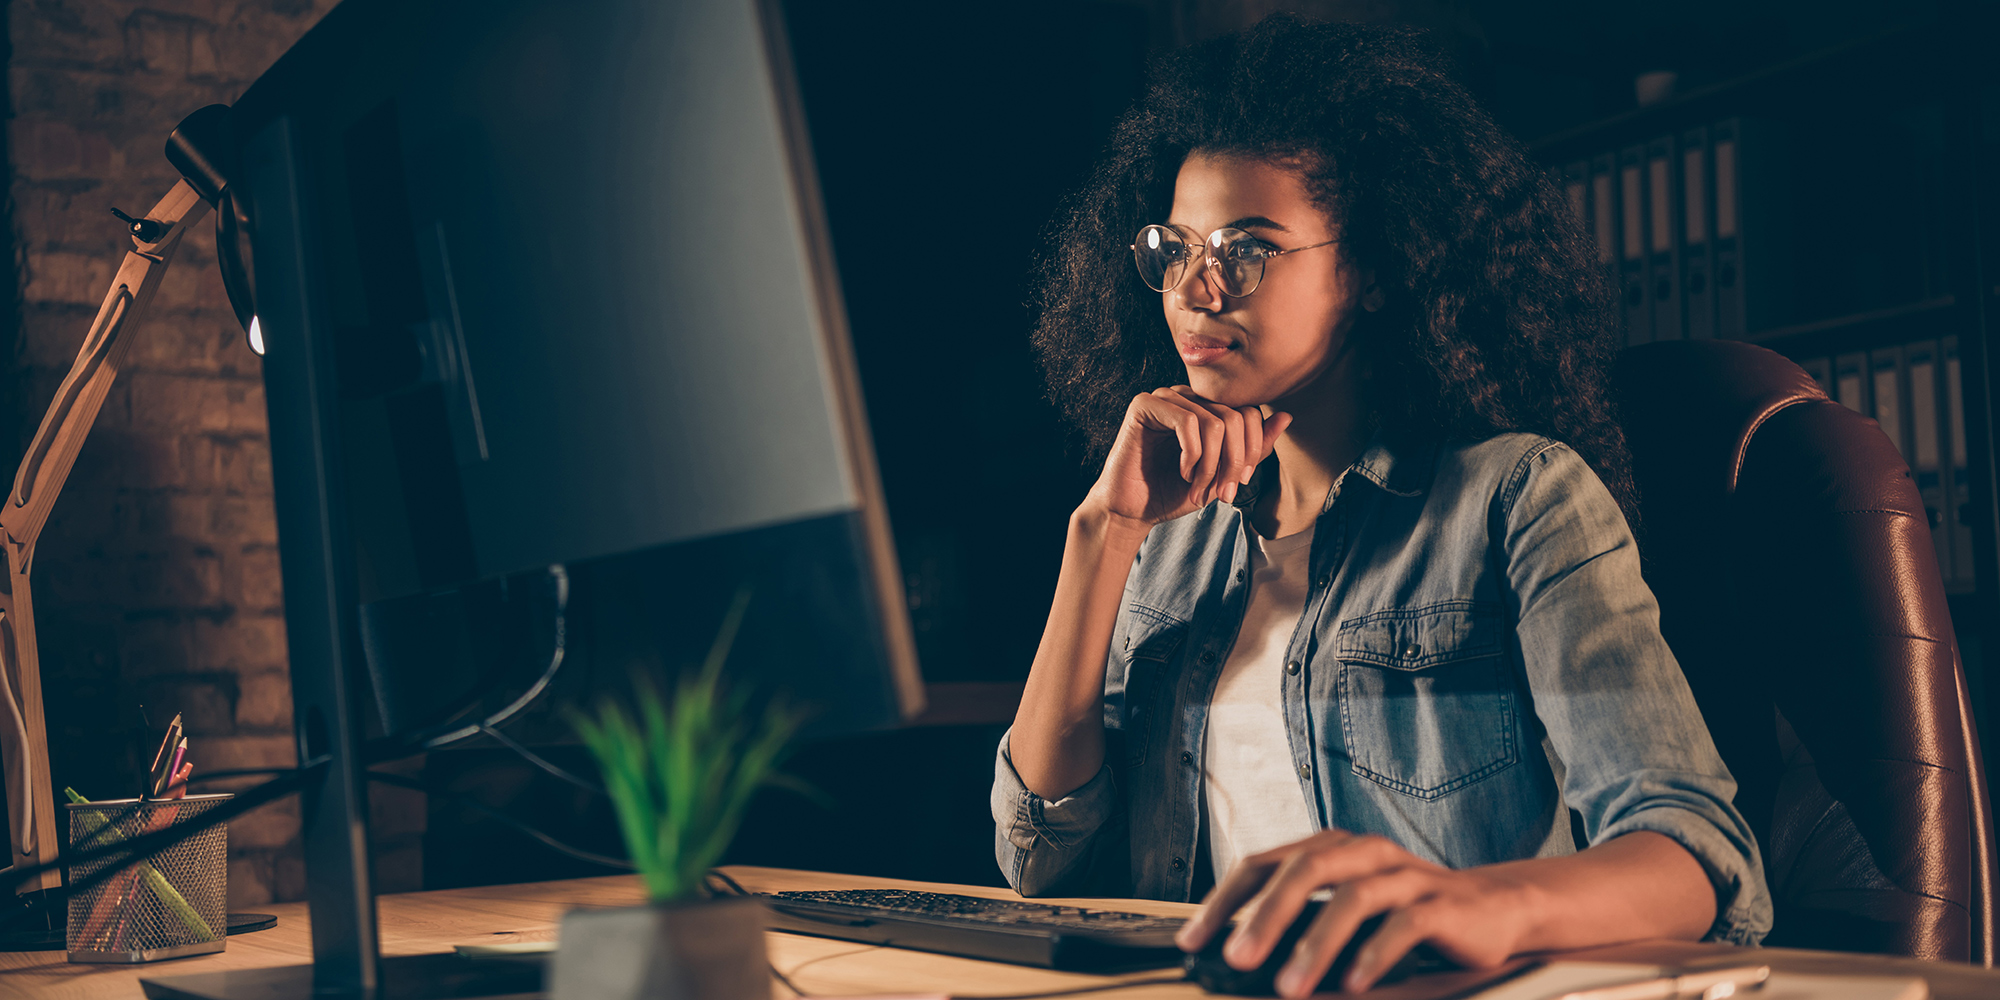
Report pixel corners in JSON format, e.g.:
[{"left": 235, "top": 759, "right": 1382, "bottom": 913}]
[{"left": 4, "top": 867, "right": 1999, "bottom": 1000}]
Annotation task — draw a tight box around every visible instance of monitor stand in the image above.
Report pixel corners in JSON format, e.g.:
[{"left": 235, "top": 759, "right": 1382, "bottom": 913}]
[{"left": 139, "top": 953, "right": 543, "bottom": 1000}]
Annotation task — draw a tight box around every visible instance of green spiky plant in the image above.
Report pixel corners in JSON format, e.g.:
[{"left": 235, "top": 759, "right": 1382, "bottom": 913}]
[{"left": 568, "top": 588, "right": 804, "bottom": 903}]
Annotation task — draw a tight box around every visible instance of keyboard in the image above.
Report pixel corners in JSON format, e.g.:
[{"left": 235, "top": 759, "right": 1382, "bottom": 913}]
[{"left": 760, "top": 888, "right": 1188, "bottom": 971}]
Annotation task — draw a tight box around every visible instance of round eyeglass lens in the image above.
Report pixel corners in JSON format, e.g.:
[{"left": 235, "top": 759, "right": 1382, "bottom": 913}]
[
  {"left": 1132, "top": 225, "right": 1190, "bottom": 292},
  {"left": 1208, "top": 228, "right": 1270, "bottom": 297}
]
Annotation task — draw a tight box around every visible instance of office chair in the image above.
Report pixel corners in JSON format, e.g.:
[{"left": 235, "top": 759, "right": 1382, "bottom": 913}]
[{"left": 1613, "top": 339, "right": 1997, "bottom": 963}]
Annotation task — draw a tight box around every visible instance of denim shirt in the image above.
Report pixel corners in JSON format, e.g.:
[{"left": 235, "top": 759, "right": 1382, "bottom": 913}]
[{"left": 991, "top": 432, "right": 1772, "bottom": 946}]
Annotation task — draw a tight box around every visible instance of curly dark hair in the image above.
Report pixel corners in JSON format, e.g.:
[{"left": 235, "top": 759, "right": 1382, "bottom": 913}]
[{"left": 1032, "top": 14, "right": 1637, "bottom": 526}]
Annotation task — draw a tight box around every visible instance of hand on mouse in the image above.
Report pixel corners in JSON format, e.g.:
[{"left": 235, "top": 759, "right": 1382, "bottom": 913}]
[{"left": 1173, "top": 829, "right": 1537, "bottom": 997}]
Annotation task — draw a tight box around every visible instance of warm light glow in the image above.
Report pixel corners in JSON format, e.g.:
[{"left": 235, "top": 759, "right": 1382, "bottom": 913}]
[{"left": 248, "top": 315, "right": 264, "bottom": 356}]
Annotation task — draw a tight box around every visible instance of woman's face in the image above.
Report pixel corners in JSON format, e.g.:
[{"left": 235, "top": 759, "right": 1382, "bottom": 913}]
[{"left": 1160, "top": 152, "right": 1374, "bottom": 409}]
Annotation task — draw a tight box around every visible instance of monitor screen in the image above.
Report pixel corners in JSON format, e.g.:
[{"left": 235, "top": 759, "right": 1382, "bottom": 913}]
[{"left": 232, "top": 0, "right": 923, "bottom": 741}]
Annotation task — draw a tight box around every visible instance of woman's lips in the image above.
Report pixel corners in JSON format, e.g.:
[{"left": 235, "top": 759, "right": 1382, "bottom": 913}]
[{"left": 1178, "top": 337, "right": 1235, "bottom": 366}]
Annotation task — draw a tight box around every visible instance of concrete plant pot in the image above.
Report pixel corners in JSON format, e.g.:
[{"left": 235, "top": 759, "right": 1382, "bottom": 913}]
[{"left": 549, "top": 894, "right": 770, "bottom": 1000}]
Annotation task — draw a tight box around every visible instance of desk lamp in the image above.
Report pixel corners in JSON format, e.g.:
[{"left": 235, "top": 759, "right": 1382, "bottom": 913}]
[{"left": 0, "top": 104, "right": 257, "bottom": 942}]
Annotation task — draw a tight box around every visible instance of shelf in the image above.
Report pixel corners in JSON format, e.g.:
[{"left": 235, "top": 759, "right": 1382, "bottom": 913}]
[
  {"left": 1528, "top": 21, "right": 1963, "bottom": 163},
  {"left": 1739, "top": 295, "right": 1960, "bottom": 355}
]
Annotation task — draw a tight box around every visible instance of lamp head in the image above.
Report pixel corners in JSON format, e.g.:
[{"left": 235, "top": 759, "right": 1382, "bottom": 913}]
[{"left": 167, "top": 105, "right": 261, "bottom": 355}]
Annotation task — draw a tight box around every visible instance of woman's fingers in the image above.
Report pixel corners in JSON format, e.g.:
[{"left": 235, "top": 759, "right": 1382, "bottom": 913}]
[
  {"left": 1259, "top": 410, "right": 1293, "bottom": 465},
  {"left": 1340, "top": 900, "right": 1447, "bottom": 993},
  {"left": 1177, "top": 851, "right": 1284, "bottom": 952},
  {"left": 1238, "top": 406, "right": 1263, "bottom": 484},
  {"left": 1136, "top": 390, "right": 1207, "bottom": 486},
  {"left": 1171, "top": 389, "right": 1291, "bottom": 500},
  {"left": 1175, "top": 392, "right": 1246, "bottom": 503},
  {"left": 1224, "top": 845, "right": 1336, "bottom": 968},
  {"left": 1217, "top": 406, "right": 1246, "bottom": 502},
  {"left": 1275, "top": 867, "right": 1433, "bottom": 998},
  {"left": 1154, "top": 388, "right": 1224, "bottom": 495},
  {"left": 1224, "top": 833, "right": 1426, "bottom": 970},
  {"left": 1119, "top": 389, "right": 1295, "bottom": 519}
]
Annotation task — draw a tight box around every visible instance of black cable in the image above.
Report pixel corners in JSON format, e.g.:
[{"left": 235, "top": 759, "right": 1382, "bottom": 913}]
[
  {"left": 705, "top": 869, "right": 751, "bottom": 897},
  {"left": 364, "top": 770, "right": 632, "bottom": 871},
  {"left": 768, "top": 946, "right": 1183, "bottom": 1000},
  {"left": 48, "top": 767, "right": 307, "bottom": 858},
  {"left": 951, "top": 976, "right": 1191, "bottom": 1000},
  {"left": 1, "top": 760, "right": 326, "bottom": 927},
  {"left": 770, "top": 962, "right": 807, "bottom": 997},
  {"left": 362, "top": 565, "right": 572, "bottom": 766},
  {"left": 184, "top": 766, "right": 310, "bottom": 784},
  {"left": 476, "top": 723, "right": 603, "bottom": 796},
  {"left": 772, "top": 942, "right": 887, "bottom": 997}
]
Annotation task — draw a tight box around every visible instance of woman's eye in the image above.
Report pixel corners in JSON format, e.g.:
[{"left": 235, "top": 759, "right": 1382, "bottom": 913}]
[{"left": 1225, "top": 240, "right": 1275, "bottom": 261}]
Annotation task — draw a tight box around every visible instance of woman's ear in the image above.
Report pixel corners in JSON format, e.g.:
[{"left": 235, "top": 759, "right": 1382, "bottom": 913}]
[{"left": 1361, "top": 269, "right": 1386, "bottom": 312}]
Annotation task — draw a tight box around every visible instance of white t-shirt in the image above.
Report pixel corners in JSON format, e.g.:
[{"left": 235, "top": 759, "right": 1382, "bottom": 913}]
[{"left": 1201, "top": 523, "right": 1321, "bottom": 884}]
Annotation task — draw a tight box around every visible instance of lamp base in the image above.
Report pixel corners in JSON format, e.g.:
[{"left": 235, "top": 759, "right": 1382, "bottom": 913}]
[
  {"left": 0, "top": 908, "right": 278, "bottom": 952},
  {"left": 0, "top": 911, "right": 273, "bottom": 952},
  {"left": 0, "top": 923, "right": 62, "bottom": 951},
  {"left": 139, "top": 953, "right": 543, "bottom": 1000}
]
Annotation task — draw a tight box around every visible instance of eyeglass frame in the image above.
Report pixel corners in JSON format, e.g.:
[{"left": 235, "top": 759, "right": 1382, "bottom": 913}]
[{"left": 1129, "top": 223, "right": 1342, "bottom": 298}]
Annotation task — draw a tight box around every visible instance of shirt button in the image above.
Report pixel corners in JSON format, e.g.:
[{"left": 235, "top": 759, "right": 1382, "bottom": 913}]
[
  {"left": 1171, "top": 857, "right": 1186, "bottom": 872},
  {"left": 1298, "top": 763, "right": 1312, "bottom": 780},
  {"left": 1199, "top": 651, "right": 1216, "bottom": 665},
  {"left": 1401, "top": 643, "right": 1422, "bottom": 658},
  {"left": 1123, "top": 636, "right": 1131, "bottom": 649},
  {"left": 1285, "top": 660, "right": 1301, "bottom": 675},
  {"left": 1236, "top": 570, "right": 1247, "bottom": 582},
  {"left": 1180, "top": 751, "right": 1194, "bottom": 766}
]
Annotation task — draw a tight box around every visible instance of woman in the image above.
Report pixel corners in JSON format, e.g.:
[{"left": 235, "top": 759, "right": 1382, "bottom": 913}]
[{"left": 991, "top": 15, "right": 1770, "bottom": 997}]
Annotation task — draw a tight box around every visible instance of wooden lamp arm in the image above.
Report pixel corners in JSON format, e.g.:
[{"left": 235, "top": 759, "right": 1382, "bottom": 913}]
[{"left": 0, "top": 179, "right": 211, "bottom": 893}]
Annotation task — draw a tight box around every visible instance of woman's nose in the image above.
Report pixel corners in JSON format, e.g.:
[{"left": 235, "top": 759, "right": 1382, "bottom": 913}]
[{"left": 1172, "top": 258, "right": 1228, "bottom": 312}]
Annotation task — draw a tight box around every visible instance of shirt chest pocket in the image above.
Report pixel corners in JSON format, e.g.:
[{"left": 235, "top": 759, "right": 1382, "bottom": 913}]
[
  {"left": 1106, "top": 604, "right": 1185, "bottom": 770},
  {"left": 1334, "top": 601, "right": 1518, "bottom": 800}
]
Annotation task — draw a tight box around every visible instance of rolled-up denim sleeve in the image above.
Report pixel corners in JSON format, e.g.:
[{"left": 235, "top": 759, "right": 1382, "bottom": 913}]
[
  {"left": 1502, "top": 441, "right": 1773, "bottom": 946},
  {"left": 992, "top": 729, "right": 1119, "bottom": 896}
]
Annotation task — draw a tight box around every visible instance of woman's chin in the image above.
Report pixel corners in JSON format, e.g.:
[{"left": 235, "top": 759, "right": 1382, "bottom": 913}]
[{"left": 1183, "top": 372, "right": 1266, "bottom": 409}]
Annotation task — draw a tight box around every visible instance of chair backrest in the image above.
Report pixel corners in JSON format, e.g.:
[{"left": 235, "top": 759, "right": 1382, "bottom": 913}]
[{"left": 1613, "top": 339, "right": 1996, "bottom": 963}]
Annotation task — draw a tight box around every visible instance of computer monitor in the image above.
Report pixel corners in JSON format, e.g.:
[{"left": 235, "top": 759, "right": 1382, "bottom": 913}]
[{"left": 147, "top": 0, "right": 925, "bottom": 994}]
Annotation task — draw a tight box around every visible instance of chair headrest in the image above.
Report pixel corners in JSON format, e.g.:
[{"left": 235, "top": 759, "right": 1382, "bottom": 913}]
[{"left": 1613, "top": 340, "right": 1830, "bottom": 496}]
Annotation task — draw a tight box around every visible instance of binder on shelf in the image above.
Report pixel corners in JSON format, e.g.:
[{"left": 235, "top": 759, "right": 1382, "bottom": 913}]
[
  {"left": 1563, "top": 160, "right": 1589, "bottom": 232},
  {"left": 1800, "top": 356, "right": 1832, "bottom": 396},
  {"left": 1945, "top": 336, "right": 1975, "bottom": 590},
  {"left": 1904, "top": 341, "right": 1951, "bottom": 580},
  {"left": 1870, "top": 348, "right": 1906, "bottom": 463},
  {"left": 1591, "top": 151, "right": 1618, "bottom": 294},
  {"left": 1710, "top": 117, "right": 1786, "bottom": 338},
  {"left": 1834, "top": 353, "right": 1867, "bottom": 414},
  {"left": 1680, "top": 126, "right": 1715, "bottom": 339},
  {"left": 1646, "top": 135, "right": 1681, "bottom": 340},
  {"left": 1712, "top": 119, "right": 1744, "bottom": 338},
  {"left": 1619, "top": 143, "right": 1652, "bottom": 344}
]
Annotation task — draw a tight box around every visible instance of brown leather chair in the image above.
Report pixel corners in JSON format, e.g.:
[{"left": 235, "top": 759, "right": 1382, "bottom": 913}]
[{"left": 1614, "top": 339, "right": 1997, "bottom": 963}]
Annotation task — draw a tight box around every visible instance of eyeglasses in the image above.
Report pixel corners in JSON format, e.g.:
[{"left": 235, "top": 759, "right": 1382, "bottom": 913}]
[{"left": 1130, "top": 224, "right": 1340, "bottom": 298}]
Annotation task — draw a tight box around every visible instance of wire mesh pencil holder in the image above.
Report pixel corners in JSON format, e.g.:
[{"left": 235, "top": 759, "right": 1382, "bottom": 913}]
[{"left": 66, "top": 794, "right": 229, "bottom": 963}]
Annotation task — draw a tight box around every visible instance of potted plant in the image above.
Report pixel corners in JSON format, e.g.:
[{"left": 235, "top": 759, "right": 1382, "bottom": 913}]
[{"left": 550, "top": 592, "right": 801, "bottom": 1000}]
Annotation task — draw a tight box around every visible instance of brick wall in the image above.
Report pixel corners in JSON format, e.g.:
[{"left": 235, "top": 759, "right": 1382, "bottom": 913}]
[{"left": 4, "top": 0, "right": 355, "bottom": 908}]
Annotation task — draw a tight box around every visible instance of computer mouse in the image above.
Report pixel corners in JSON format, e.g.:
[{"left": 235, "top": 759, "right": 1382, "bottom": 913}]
[{"left": 1182, "top": 901, "right": 1454, "bottom": 995}]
